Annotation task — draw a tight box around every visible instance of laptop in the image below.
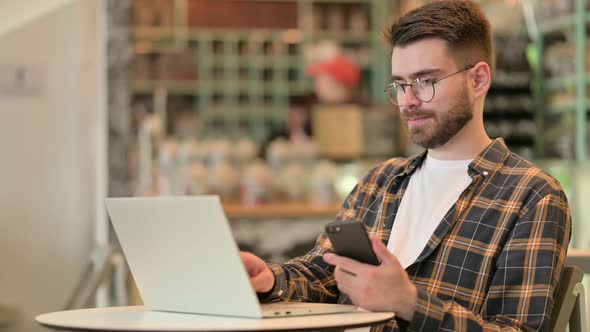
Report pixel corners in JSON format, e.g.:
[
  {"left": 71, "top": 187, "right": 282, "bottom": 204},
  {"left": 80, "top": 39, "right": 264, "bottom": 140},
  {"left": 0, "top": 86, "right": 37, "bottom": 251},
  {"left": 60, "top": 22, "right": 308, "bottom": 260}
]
[{"left": 105, "top": 196, "right": 357, "bottom": 318}]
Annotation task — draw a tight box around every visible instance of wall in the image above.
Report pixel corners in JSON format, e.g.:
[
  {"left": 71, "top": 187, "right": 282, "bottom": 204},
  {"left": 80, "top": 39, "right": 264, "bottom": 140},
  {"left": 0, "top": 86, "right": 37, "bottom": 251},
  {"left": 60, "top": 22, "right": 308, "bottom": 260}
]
[{"left": 0, "top": 1, "right": 106, "bottom": 331}]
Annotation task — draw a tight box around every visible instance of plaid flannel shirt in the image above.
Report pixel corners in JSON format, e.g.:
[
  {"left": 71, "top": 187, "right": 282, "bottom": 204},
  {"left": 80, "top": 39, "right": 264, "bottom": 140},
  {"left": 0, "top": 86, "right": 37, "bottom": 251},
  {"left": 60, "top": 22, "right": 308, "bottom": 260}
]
[{"left": 262, "top": 139, "right": 571, "bottom": 331}]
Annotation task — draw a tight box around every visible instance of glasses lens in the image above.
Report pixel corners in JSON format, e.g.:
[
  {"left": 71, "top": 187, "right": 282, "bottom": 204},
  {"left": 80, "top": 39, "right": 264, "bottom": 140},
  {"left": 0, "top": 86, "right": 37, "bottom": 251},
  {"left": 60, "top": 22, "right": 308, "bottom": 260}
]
[
  {"left": 412, "top": 79, "right": 435, "bottom": 102},
  {"left": 385, "top": 84, "right": 401, "bottom": 106}
]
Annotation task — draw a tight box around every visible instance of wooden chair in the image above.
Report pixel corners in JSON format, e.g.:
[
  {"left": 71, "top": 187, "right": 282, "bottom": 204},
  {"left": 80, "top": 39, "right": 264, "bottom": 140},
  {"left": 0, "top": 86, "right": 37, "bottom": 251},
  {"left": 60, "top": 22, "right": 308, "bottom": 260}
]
[{"left": 550, "top": 265, "right": 587, "bottom": 332}]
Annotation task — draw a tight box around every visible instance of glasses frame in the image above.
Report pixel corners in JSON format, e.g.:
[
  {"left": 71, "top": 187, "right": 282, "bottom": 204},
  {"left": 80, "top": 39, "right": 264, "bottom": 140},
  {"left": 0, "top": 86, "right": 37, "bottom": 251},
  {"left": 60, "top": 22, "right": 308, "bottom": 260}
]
[{"left": 384, "top": 64, "right": 475, "bottom": 106}]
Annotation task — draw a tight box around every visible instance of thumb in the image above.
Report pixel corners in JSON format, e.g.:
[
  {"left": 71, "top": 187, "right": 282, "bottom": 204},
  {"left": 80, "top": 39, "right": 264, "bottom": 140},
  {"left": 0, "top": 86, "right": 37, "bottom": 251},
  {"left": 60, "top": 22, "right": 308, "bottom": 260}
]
[{"left": 371, "top": 236, "right": 397, "bottom": 266}]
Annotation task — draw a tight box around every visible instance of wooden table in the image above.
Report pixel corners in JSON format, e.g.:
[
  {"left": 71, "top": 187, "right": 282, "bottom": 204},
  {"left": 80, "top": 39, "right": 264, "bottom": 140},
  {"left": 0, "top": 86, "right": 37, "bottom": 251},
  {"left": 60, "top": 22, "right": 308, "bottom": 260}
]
[
  {"left": 223, "top": 203, "right": 341, "bottom": 219},
  {"left": 36, "top": 306, "right": 395, "bottom": 331}
]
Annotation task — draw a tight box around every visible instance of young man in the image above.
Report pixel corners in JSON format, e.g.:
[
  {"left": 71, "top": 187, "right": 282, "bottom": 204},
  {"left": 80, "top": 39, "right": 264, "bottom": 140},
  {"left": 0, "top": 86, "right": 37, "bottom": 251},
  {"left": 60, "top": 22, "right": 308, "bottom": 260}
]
[{"left": 241, "top": 1, "right": 571, "bottom": 330}]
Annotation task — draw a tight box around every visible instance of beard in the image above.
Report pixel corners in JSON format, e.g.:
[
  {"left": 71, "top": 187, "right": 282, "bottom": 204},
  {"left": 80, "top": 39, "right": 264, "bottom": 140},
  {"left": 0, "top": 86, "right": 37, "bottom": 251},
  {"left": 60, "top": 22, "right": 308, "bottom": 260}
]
[{"left": 400, "top": 88, "right": 473, "bottom": 149}]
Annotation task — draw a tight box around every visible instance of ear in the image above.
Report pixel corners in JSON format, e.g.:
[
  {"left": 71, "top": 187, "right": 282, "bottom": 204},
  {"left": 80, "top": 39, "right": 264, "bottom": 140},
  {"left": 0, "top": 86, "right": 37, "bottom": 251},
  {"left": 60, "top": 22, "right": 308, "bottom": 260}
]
[{"left": 471, "top": 61, "right": 491, "bottom": 98}]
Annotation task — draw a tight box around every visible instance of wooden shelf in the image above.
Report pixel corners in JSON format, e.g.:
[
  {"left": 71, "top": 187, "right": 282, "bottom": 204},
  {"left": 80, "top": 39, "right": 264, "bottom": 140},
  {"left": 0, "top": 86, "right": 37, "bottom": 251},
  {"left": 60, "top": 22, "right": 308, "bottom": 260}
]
[{"left": 223, "top": 202, "right": 341, "bottom": 219}]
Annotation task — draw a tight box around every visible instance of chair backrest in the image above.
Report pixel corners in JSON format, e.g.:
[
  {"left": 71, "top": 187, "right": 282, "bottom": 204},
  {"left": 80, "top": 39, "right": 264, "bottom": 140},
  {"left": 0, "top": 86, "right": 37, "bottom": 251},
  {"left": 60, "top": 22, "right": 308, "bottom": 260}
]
[{"left": 550, "top": 265, "right": 585, "bottom": 332}]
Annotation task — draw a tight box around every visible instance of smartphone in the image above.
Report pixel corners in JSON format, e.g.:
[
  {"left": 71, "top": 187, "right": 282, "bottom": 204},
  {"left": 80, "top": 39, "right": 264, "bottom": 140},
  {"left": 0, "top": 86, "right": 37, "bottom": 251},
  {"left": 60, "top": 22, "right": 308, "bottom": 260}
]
[{"left": 325, "top": 219, "right": 380, "bottom": 266}]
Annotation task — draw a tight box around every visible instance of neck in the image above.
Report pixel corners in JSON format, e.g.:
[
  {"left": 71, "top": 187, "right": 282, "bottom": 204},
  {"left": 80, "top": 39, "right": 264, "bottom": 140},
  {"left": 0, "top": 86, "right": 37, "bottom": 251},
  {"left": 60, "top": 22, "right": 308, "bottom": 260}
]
[{"left": 427, "top": 113, "right": 492, "bottom": 160}]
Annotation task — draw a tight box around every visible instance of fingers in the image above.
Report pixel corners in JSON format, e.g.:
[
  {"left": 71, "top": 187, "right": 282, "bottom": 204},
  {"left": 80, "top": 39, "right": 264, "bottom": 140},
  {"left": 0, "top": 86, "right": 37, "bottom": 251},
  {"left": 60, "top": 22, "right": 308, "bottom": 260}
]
[
  {"left": 323, "top": 253, "right": 366, "bottom": 275},
  {"left": 334, "top": 265, "right": 357, "bottom": 281},
  {"left": 250, "top": 269, "right": 274, "bottom": 293},
  {"left": 333, "top": 266, "right": 356, "bottom": 295},
  {"left": 240, "top": 251, "right": 267, "bottom": 277},
  {"left": 250, "top": 273, "right": 265, "bottom": 290},
  {"left": 240, "top": 252, "right": 257, "bottom": 276},
  {"left": 371, "top": 236, "right": 397, "bottom": 266},
  {"left": 240, "top": 251, "right": 275, "bottom": 293}
]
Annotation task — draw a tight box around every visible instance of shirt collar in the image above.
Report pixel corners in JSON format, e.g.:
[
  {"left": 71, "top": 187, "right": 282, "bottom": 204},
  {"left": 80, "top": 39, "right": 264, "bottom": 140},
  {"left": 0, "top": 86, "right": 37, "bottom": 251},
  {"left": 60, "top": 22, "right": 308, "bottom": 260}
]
[
  {"left": 467, "top": 138, "right": 510, "bottom": 177},
  {"left": 402, "top": 150, "right": 427, "bottom": 176},
  {"left": 400, "top": 138, "right": 509, "bottom": 178}
]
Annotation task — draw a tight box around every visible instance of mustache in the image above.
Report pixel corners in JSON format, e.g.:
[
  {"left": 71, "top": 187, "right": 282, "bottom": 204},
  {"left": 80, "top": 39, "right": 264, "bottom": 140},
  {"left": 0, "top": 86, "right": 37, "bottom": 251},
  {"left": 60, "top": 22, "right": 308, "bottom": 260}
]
[{"left": 400, "top": 108, "right": 435, "bottom": 121}]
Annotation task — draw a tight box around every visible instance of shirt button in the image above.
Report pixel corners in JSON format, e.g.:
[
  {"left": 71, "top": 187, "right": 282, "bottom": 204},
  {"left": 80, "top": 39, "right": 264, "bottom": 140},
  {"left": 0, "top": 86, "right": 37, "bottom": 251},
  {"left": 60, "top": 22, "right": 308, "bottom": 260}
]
[{"left": 483, "top": 171, "right": 489, "bottom": 176}]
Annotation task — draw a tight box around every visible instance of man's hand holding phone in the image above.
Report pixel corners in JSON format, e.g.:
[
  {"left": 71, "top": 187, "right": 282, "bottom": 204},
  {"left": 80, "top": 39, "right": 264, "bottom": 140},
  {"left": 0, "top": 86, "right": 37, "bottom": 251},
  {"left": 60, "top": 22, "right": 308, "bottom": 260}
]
[{"left": 323, "top": 220, "right": 418, "bottom": 321}]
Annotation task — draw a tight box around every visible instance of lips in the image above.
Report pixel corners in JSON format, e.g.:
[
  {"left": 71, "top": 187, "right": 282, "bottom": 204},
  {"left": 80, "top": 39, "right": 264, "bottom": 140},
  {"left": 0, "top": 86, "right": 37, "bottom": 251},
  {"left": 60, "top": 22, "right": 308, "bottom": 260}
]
[
  {"left": 407, "top": 116, "right": 431, "bottom": 126},
  {"left": 401, "top": 108, "right": 434, "bottom": 126},
  {"left": 405, "top": 116, "right": 430, "bottom": 122}
]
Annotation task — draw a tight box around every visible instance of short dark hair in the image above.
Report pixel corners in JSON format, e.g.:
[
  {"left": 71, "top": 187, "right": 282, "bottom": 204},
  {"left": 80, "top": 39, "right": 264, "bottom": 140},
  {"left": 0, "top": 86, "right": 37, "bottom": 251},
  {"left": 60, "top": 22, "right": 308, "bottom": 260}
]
[{"left": 387, "top": 0, "right": 495, "bottom": 73}]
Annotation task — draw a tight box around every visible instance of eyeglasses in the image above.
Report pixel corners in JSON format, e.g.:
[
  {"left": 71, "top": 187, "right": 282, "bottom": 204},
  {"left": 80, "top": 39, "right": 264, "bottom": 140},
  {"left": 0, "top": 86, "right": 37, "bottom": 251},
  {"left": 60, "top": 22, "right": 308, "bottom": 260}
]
[{"left": 384, "top": 65, "right": 474, "bottom": 106}]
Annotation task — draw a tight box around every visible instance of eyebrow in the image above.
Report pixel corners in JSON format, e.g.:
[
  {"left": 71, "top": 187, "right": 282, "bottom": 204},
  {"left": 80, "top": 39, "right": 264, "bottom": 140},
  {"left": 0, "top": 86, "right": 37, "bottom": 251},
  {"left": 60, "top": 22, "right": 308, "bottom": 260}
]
[{"left": 391, "top": 68, "right": 444, "bottom": 81}]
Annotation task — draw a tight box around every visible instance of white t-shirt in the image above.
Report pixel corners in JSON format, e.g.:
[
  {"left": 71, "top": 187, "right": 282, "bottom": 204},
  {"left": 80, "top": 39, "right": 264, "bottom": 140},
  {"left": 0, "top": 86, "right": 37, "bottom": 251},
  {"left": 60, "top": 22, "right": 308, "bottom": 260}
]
[
  {"left": 388, "top": 155, "right": 473, "bottom": 268},
  {"left": 347, "top": 155, "right": 472, "bottom": 332}
]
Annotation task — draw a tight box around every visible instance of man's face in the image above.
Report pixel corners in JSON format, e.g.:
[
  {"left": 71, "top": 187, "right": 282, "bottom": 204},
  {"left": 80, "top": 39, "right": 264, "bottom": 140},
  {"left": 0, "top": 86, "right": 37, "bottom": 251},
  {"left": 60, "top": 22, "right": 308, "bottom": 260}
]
[{"left": 390, "top": 38, "right": 473, "bottom": 149}]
